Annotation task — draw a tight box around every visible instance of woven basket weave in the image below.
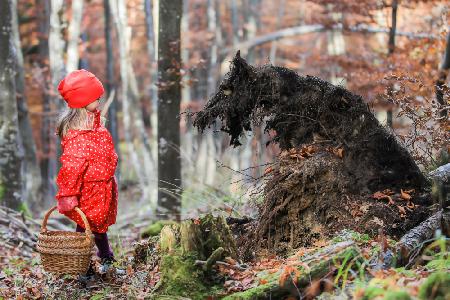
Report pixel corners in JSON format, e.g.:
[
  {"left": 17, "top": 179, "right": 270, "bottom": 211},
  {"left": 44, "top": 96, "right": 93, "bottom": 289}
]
[{"left": 37, "top": 206, "right": 94, "bottom": 275}]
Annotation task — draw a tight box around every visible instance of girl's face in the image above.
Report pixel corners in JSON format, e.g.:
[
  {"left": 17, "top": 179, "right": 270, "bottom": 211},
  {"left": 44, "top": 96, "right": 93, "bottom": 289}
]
[{"left": 85, "top": 99, "right": 100, "bottom": 112}]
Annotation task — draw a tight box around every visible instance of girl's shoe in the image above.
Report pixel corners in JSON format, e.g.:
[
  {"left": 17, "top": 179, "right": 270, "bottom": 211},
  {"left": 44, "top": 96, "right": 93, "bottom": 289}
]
[
  {"left": 78, "top": 262, "right": 96, "bottom": 283},
  {"left": 99, "top": 256, "right": 126, "bottom": 275}
]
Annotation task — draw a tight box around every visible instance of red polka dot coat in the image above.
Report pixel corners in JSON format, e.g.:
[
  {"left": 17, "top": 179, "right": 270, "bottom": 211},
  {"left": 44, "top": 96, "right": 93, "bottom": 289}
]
[{"left": 55, "top": 109, "right": 118, "bottom": 233}]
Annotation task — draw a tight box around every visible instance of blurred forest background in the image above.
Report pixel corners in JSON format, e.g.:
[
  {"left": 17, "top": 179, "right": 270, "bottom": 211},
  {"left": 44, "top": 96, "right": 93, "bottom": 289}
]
[{"left": 0, "top": 0, "right": 449, "bottom": 223}]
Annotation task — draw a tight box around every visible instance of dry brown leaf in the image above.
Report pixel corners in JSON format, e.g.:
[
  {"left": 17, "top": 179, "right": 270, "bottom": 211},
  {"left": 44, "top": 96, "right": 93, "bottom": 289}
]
[
  {"left": 400, "top": 189, "right": 412, "bottom": 201},
  {"left": 279, "top": 265, "right": 300, "bottom": 287},
  {"left": 264, "top": 166, "right": 273, "bottom": 175},
  {"left": 372, "top": 191, "right": 395, "bottom": 205},
  {"left": 397, "top": 206, "right": 407, "bottom": 218}
]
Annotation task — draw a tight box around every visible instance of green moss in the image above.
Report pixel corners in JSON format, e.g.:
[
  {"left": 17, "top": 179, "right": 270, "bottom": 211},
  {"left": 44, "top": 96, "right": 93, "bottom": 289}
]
[
  {"left": 384, "top": 291, "right": 411, "bottom": 300},
  {"left": 394, "top": 267, "right": 417, "bottom": 278},
  {"left": 141, "top": 220, "right": 177, "bottom": 238},
  {"left": 159, "top": 250, "right": 211, "bottom": 300},
  {"left": 426, "top": 258, "right": 450, "bottom": 271},
  {"left": 332, "top": 230, "right": 371, "bottom": 244},
  {"left": 18, "top": 202, "right": 31, "bottom": 218},
  {"left": 0, "top": 184, "right": 4, "bottom": 201},
  {"left": 418, "top": 271, "right": 450, "bottom": 300},
  {"left": 222, "top": 282, "right": 282, "bottom": 300},
  {"left": 360, "top": 286, "right": 412, "bottom": 300}
]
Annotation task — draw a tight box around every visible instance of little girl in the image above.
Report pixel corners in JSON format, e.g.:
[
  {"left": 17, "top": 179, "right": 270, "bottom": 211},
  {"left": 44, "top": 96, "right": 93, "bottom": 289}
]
[{"left": 54, "top": 69, "right": 120, "bottom": 276}]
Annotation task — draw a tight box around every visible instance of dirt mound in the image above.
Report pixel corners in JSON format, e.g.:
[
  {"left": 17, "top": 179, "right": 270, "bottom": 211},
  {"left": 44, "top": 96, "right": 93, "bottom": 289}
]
[
  {"left": 194, "top": 52, "right": 432, "bottom": 255},
  {"left": 252, "top": 144, "right": 431, "bottom": 255}
]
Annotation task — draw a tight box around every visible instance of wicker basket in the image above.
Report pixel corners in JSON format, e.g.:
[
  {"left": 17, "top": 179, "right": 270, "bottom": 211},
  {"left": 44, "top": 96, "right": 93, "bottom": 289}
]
[{"left": 37, "top": 206, "right": 94, "bottom": 275}]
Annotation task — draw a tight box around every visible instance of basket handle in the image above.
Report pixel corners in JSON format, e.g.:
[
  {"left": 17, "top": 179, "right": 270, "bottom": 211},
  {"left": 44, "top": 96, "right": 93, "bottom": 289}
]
[{"left": 41, "top": 206, "right": 93, "bottom": 239}]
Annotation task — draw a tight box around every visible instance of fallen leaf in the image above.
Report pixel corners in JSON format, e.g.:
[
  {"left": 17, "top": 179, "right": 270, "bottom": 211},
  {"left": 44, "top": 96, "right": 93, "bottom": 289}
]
[
  {"left": 400, "top": 189, "right": 412, "bottom": 201},
  {"left": 264, "top": 166, "right": 273, "bottom": 175}
]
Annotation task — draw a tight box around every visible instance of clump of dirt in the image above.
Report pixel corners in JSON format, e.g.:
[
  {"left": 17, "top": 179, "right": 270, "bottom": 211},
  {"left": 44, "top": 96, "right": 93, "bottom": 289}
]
[
  {"left": 193, "top": 52, "right": 432, "bottom": 255},
  {"left": 251, "top": 144, "right": 430, "bottom": 255}
]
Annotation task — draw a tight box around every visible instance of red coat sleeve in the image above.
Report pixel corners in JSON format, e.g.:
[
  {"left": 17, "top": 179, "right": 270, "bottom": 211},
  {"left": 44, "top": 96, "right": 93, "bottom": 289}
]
[{"left": 55, "top": 136, "right": 90, "bottom": 201}]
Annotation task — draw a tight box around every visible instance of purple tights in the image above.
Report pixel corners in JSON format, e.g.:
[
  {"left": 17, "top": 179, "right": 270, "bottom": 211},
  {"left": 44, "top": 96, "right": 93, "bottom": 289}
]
[{"left": 76, "top": 224, "right": 114, "bottom": 259}]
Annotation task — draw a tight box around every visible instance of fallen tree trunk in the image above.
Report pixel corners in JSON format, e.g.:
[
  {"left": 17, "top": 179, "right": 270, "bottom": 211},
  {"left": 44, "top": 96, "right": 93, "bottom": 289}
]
[
  {"left": 395, "top": 209, "right": 443, "bottom": 267},
  {"left": 395, "top": 163, "right": 450, "bottom": 266},
  {"left": 222, "top": 241, "right": 362, "bottom": 300},
  {"left": 193, "top": 52, "right": 431, "bottom": 254},
  {"left": 0, "top": 206, "right": 38, "bottom": 257}
]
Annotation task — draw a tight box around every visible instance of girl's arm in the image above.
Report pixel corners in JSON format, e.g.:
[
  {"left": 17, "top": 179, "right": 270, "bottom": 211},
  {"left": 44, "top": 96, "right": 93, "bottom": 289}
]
[{"left": 55, "top": 138, "right": 89, "bottom": 202}]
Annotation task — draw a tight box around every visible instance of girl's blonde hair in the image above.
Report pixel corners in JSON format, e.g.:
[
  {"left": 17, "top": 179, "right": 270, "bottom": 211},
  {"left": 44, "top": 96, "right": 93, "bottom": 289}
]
[{"left": 56, "top": 107, "right": 106, "bottom": 138}]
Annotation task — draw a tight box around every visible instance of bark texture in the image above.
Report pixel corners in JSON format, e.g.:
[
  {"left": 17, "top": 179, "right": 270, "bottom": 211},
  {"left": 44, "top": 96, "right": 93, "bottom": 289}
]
[
  {"left": 157, "top": 0, "right": 183, "bottom": 220},
  {"left": 11, "top": 0, "right": 43, "bottom": 212},
  {"left": 0, "top": 0, "right": 23, "bottom": 210}
]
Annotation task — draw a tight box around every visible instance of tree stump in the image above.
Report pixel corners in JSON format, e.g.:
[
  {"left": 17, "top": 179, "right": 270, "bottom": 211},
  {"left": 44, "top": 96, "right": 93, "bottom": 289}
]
[{"left": 156, "top": 214, "right": 238, "bottom": 298}]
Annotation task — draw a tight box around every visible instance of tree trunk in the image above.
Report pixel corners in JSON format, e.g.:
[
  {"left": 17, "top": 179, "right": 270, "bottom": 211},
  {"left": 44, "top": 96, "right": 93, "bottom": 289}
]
[
  {"left": 269, "top": 0, "right": 285, "bottom": 64},
  {"left": 36, "top": 0, "right": 55, "bottom": 211},
  {"left": 436, "top": 31, "right": 450, "bottom": 120},
  {"left": 49, "top": 0, "right": 66, "bottom": 192},
  {"left": 157, "top": 0, "right": 182, "bottom": 220},
  {"left": 144, "top": 0, "right": 158, "bottom": 124},
  {"left": 386, "top": 0, "right": 398, "bottom": 128},
  {"left": 0, "top": 0, "right": 23, "bottom": 210},
  {"left": 110, "top": 0, "right": 152, "bottom": 203},
  {"left": 103, "top": 0, "right": 121, "bottom": 181},
  {"left": 66, "top": 0, "right": 83, "bottom": 73},
  {"left": 11, "top": 0, "right": 43, "bottom": 213}
]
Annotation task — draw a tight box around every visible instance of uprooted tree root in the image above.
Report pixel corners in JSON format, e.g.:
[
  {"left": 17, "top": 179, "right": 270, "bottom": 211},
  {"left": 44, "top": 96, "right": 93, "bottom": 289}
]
[{"left": 193, "top": 52, "right": 433, "bottom": 255}]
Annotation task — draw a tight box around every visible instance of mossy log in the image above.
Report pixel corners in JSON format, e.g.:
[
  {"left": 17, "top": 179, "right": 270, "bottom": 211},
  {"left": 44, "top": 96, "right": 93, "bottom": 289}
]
[{"left": 223, "top": 241, "right": 362, "bottom": 300}]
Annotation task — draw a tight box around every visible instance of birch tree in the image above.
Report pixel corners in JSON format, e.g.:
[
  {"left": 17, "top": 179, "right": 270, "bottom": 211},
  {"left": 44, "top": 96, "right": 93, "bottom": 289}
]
[
  {"left": 110, "top": 0, "right": 155, "bottom": 205},
  {"left": 103, "top": 0, "right": 120, "bottom": 179},
  {"left": 0, "top": 0, "right": 23, "bottom": 210},
  {"left": 157, "top": 0, "right": 182, "bottom": 220},
  {"left": 66, "top": 0, "right": 84, "bottom": 73}
]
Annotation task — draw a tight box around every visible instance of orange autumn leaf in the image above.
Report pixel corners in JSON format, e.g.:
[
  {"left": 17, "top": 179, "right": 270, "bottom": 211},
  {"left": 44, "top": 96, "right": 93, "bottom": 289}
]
[
  {"left": 279, "top": 265, "right": 300, "bottom": 287},
  {"left": 400, "top": 189, "right": 412, "bottom": 201},
  {"left": 397, "top": 205, "right": 407, "bottom": 218},
  {"left": 264, "top": 166, "right": 273, "bottom": 175},
  {"left": 372, "top": 191, "right": 394, "bottom": 205}
]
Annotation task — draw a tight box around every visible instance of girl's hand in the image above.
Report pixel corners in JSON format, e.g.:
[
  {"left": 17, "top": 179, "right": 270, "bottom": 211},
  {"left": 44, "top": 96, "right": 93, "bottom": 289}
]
[{"left": 57, "top": 196, "right": 78, "bottom": 213}]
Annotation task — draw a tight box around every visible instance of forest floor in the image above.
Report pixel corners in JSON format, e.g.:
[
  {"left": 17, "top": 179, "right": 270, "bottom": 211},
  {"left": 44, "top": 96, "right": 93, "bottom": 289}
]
[{"left": 0, "top": 212, "right": 449, "bottom": 300}]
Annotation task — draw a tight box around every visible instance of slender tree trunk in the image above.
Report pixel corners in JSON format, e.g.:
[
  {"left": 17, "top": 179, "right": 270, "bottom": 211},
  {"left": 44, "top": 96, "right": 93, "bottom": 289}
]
[
  {"left": 144, "top": 0, "right": 158, "bottom": 123},
  {"left": 436, "top": 31, "right": 450, "bottom": 120},
  {"left": 49, "top": 0, "right": 66, "bottom": 187},
  {"left": 181, "top": 0, "right": 193, "bottom": 170},
  {"left": 36, "top": 0, "right": 54, "bottom": 210},
  {"left": 386, "top": 0, "right": 398, "bottom": 128},
  {"left": 157, "top": 0, "right": 182, "bottom": 220},
  {"left": 66, "top": 0, "right": 83, "bottom": 73},
  {"left": 103, "top": 0, "right": 121, "bottom": 181},
  {"left": 110, "top": 0, "right": 152, "bottom": 203},
  {"left": 269, "top": 0, "right": 285, "bottom": 64},
  {"left": 11, "top": 0, "right": 43, "bottom": 213},
  {"left": 0, "top": 0, "right": 23, "bottom": 210}
]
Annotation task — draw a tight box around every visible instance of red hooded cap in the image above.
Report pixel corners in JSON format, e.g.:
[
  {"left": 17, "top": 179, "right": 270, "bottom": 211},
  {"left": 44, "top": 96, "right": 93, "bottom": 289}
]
[{"left": 58, "top": 69, "right": 104, "bottom": 108}]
